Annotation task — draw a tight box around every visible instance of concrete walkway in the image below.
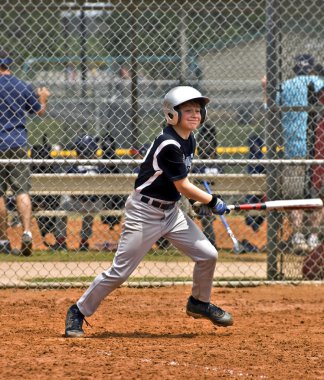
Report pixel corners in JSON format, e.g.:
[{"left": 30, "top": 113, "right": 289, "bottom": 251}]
[{"left": 0, "top": 260, "right": 268, "bottom": 287}]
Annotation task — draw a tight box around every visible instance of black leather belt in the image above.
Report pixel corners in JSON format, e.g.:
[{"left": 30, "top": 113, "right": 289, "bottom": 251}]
[{"left": 140, "top": 196, "right": 175, "bottom": 210}]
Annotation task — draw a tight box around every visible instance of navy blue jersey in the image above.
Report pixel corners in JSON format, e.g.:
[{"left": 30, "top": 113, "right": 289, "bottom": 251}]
[
  {"left": 0, "top": 75, "right": 41, "bottom": 151},
  {"left": 135, "top": 125, "right": 196, "bottom": 201}
]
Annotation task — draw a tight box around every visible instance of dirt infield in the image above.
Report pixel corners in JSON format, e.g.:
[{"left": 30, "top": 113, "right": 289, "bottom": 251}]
[{"left": 0, "top": 285, "right": 322, "bottom": 380}]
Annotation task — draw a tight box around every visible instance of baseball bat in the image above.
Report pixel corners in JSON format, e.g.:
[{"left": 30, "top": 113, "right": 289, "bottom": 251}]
[
  {"left": 228, "top": 198, "right": 323, "bottom": 212},
  {"left": 203, "top": 181, "right": 241, "bottom": 254}
]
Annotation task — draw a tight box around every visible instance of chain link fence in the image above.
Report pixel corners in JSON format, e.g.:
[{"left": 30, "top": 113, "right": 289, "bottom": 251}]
[{"left": 0, "top": 0, "right": 323, "bottom": 287}]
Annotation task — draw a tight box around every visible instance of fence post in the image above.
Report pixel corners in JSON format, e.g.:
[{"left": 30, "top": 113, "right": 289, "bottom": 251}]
[
  {"left": 80, "top": 1, "right": 88, "bottom": 99},
  {"left": 130, "top": 4, "right": 139, "bottom": 149},
  {"left": 265, "top": 0, "right": 282, "bottom": 280}
]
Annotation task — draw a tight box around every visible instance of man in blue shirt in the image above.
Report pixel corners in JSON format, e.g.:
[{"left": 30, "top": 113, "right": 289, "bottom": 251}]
[
  {"left": 0, "top": 51, "right": 50, "bottom": 256},
  {"left": 263, "top": 54, "right": 324, "bottom": 252},
  {"left": 278, "top": 55, "right": 324, "bottom": 158}
]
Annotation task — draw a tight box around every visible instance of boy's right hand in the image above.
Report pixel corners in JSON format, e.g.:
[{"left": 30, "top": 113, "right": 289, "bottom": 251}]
[{"left": 192, "top": 202, "right": 213, "bottom": 217}]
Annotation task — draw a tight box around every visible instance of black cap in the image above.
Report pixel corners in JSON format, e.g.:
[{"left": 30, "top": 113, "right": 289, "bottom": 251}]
[{"left": 293, "top": 54, "right": 315, "bottom": 75}]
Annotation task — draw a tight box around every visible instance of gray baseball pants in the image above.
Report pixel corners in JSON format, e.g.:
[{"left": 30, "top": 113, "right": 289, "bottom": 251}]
[{"left": 77, "top": 191, "right": 218, "bottom": 316}]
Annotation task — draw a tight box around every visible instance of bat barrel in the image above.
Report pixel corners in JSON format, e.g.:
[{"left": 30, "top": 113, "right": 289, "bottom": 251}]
[{"left": 228, "top": 198, "right": 323, "bottom": 211}]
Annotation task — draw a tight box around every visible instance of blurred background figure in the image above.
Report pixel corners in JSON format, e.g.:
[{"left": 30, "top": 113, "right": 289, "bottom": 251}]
[
  {"left": 30, "top": 134, "right": 61, "bottom": 243},
  {"left": 119, "top": 66, "right": 131, "bottom": 80},
  {"left": 47, "top": 134, "right": 103, "bottom": 251},
  {"left": 95, "top": 132, "right": 124, "bottom": 251},
  {"left": 65, "top": 62, "right": 77, "bottom": 83},
  {"left": 306, "top": 63, "right": 324, "bottom": 250},
  {"left": 245, "top": 133, "right": 266, "bottom": 233},
  {"left": 302, "top": 63, "right": 324, "bottom": 279},
  {"left": 192, "top": 121, "right": 221, "bottom": 248},
  {"left": 99, "top": 133, "right": 125, "bottom": 233},
  {"left": 262, "top": 53, "right": 324, "bottom": 253},
  {"left": 0, "top": 50, "right": 50, "bottom": 256}
]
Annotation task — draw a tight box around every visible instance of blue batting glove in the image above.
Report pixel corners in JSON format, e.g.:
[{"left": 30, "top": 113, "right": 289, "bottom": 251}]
[
  {"left": 213, "top": 199, "right": 230, "bottom": 215},
  {"left": 208, "top": 195, "right": 230, "bottom": 215}
]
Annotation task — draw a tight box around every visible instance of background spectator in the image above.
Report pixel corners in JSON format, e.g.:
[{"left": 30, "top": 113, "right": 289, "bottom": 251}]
[
  {"left": 30, "top": 134, "right": 61, "bottom": 243},
  {"left": 262, "top": 54, "right": 324, "bottom": 252},
  {"left": 99, "top": 133, "right": 125, "bottom": 232},
  {"left": 192, "top": 121, "right": 220, "bottom": 248},
  {"left": 307, "top": 64, "right": 324, "bottom": 249},
  {"left": 0, "top": 51, "right": 50, "bottom": 256},
  {"left": 244, "top": 133, "right": 266, "bottom": 233},
  {"left": 47, "top": 134, "right": 103, "bottom": 251}
]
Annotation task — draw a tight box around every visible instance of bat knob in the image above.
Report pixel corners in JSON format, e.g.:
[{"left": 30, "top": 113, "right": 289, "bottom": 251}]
[{"left": 233, "top": 244, "right": 241, "bottom": 254}]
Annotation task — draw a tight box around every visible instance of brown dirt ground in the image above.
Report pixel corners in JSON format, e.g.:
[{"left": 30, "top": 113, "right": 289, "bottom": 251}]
[{"left": 0, "top": 284, "right": 322, "bottom": 380}]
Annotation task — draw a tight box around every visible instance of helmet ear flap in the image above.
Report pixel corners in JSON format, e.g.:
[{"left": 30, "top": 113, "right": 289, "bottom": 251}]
[
  {"left": 166, "top": 107, "right": 206, "bottom": 125},
  {"left": 200, "top": 107, "right": 207, "bottom": 123},
  {"left": 165, "top": 109, "right": 179, "bottom": 125}
]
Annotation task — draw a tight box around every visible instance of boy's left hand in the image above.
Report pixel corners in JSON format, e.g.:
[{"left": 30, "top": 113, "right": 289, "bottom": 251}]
[
  {"left": 213, "top": 198, "right": 230, "bottom": 215},
  {"left": 192, "top": 197, "right": 230, "bottom": 216}
]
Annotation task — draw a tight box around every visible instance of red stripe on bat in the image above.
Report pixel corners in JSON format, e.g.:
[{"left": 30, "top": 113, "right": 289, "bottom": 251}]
[{"left": 235, "top": 203, "right": 267, "bottom": 210}]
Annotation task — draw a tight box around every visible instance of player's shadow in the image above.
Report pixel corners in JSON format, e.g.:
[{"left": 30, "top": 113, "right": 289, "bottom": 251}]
[
  {"left": 88, "top": 331, "right": 199, "bottom": 339},
  {"left": 88, "top": 331, "right": 232, "bottom": 339}
]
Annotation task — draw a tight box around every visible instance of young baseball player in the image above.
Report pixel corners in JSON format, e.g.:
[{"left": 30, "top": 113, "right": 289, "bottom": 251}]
[{"left": 65, "top": 86, "right": 234, "bottom": 337}]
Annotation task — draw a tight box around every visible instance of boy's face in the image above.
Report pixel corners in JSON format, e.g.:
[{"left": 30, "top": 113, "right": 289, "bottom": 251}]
[{"left": 178, "top": 101, "right": 202, "bottom": 131}]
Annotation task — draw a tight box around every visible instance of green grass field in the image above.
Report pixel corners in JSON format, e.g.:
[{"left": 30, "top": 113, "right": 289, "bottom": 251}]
[
  {"left": 27, "top": 115, "right": 264, "bottom": 154},
  {"left": 0, "top": 249, "right": 267, "bottom": 263}
]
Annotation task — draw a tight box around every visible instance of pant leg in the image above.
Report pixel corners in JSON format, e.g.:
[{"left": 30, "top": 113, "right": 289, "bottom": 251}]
[
  {"left": 201, "top": 215, "right": 216, "bottom": 247},
  {"left": 164, "top": 208, "right": 218, "bottom": 303},
  {"left": 77, "top": 194, "right": 169, "bottom": 316}
]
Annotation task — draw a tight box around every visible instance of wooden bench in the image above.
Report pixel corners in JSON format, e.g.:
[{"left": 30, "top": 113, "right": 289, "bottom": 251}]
[{"left": 25, "top": 173, "right": 266, "bottom": 217}]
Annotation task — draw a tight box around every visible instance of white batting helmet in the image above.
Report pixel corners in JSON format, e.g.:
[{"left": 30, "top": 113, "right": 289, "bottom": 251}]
[{"left": 163, "top": 86, "right": 210, "bottom": 125}]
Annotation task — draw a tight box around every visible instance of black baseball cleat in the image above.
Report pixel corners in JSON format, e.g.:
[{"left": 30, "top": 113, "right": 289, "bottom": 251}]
[
  {"left": 186, "top": 296, "right": 233, "bottom": 327},
  {"left": 0, "top": 241, "right": 12, "bottom": 255},
  {"left": 48, "top": 242, "right": 68, "bottom": 251},
  {"left": 65, "top": 304, "right": 85, "bottom": 337},
  {"left": 79, "top": 241, "right": 89, "bottom": 252},
  {"left": 21, "top": 232, "right": 33, "bottom": 257}
]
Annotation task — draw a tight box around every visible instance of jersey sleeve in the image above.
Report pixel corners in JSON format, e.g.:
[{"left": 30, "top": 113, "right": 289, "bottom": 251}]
[
  {"left": 157, "top": 144, "right": 188, "bottom": 181},
  {"left": 24, "top": 84, "right": 42, "bottom": 114}
]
